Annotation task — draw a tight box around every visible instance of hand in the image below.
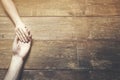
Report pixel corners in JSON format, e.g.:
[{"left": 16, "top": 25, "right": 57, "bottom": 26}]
[
  {"left": 12, "top": 34, "right": 32, "bottom": 59},
  {"left": 15, "top": 23, "right": 30, "bottom": 42}
]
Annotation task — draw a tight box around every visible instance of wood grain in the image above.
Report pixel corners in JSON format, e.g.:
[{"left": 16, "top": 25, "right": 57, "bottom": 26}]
[
  {"left": 77, "top": 40, "right": 120, "bottom": 70},
  {"left": 0, "top": 17, "right": 120, "bottom": 40},
  {"left": 0, "top": 70, "right": 120, "bottom": 80},
  {"left": 85, "top": 0, "right": 120, "bottom": 16},
  {"left": 0, "top": 0, "right": 85, "bottom": 16},
  {"left": 0, "top": 17, "right": 76, "bottom": 40},
  {"left": 0, "top": 40, "right": 78, "bottom": 69},
  {"left": 0, "top": 70, "right": 89, "bottom": 80},
  {"left": 1, "top": 0, "right": 120, "bottom": 16},
  {"left": 90, "top": 70, "right": 120, "bottom": 80},
  {"left": 0, "top": 39, "right": 120, "bottom": 70},
  {"left": 74, "top": 17, "right": 120, "bottom": 40},
  {"left": 0, "top": 0, "right": 120, "bottom": 79}
]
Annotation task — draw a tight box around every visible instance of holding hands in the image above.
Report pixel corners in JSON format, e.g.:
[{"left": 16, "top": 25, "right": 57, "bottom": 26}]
[
  {"left": 12, "top": 32, "right": 32, "bottom": 59},
  {"left": 4, "top": 27, "right": 32, "bottom": 80},
  {"left": 15, "top": 23, "right": 30, "bottom": 43},
  {"left": 1, "top": 0, "right": 33, "bottom": 79}
]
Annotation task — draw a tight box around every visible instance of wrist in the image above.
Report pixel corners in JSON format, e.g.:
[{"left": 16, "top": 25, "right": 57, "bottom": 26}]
[
  {"left": 15, "top": 22, "right": 25, "bottom": 28},
  {"left": 8, "top": 55, "right": 23, "bottom": 74},
  {"left": 12, "top": 55, "right": 23, "bottom": 61}
]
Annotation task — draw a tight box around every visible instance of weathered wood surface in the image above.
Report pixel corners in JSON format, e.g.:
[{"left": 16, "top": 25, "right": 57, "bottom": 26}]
[
  {"left": 0, "top": 70, "right": 120, "bottom": 80},
  {"left": 0, "top": 0, "right": 85, "bottom": 16},
  {"left": 0, "top": 17, "right": 76, "bottom": 40},
  {"left": 0, "top": 39, "right": 120, "bottom": 70},
  {"left": 0, "top": 40, "right": 77, "bottom": 69},
  {"left": 0, "top": 0, "right": 120, "bottom": 16},
  {"left": 0, "top": 0, "right": 120, "bottom": 80},
  {"left": 0, "top": 17, "right": 120, "bottom": 70},
  {"left": 0, "top": 70, "right": 89, "bottom": 80},
  {"left": 77, "top": 40, "right": 120, "bottom": 70},
  {"left": 0, "top": 17, "right": 120, "bottom": 40},
  {"left": 89, "top": 70, "right": 120, "bottom": 80},
  {"left": 85, "top": 0, "right": 120, "bottom": 16},
  {"left": 74, "top": 17, "right": 120, "bottom": 40}
]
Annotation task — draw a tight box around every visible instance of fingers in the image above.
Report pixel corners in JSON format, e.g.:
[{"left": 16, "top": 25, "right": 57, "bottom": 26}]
[
  {"left": 24, "top": 27, "right": 29, "bottom": 38},
  {"left": 28, "top": 32, "right": 32, "bottom": 42},
  {"left": 19, "top": 28, "right": 28, "bottom": 42},
  {"left": 16, "top": 28, "right": 25, "bottom": 42},
  {"left": 19, "top": 32, "right": 32, "bottom": 46},
  {"left": 15, "top": 27, "right": 30, "bottom": 42}
]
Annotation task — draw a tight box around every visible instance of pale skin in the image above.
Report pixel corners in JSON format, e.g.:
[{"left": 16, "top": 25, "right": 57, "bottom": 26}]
[
  {"left": 1, "top": 0, "right": 29, "bottom": 42},
  {"left": 4, "top": 34, "right": 32, "bottom": 80},
  {"left": 1, "top": 0, "right": 32, "bottom": 79}
]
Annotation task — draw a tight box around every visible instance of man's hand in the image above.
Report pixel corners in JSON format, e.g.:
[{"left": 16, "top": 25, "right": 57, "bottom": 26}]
[
  {"left": 15, "top": 23, "right": 30, "bottom": 43},
  {"left": 12, "top": 34, "right": 32, "bottom": 59},
  {"left": 4, "top": 35, "right": 32, "bottom": 80}
]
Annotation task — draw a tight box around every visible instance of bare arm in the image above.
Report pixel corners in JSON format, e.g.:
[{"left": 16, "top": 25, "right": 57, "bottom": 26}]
[
  {"left": 4, "top": 56, "right": 23, "bottom": 80},
  {"left": 1, "top": 0, "right": 29, "bottom": 42},
  {"left": 4, "top": 34, "right": 32, "bottom": 80},
  {"left": 1, "top": 0, "right": 23, "bottom": 26}
]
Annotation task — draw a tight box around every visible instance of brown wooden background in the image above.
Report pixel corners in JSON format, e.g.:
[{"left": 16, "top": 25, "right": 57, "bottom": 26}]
[{"left": 0, "top": 0, "right": 120, "bottom": 80}]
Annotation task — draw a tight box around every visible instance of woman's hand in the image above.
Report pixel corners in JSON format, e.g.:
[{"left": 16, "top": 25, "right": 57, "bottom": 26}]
[
  {"left": 1, "top": 0, "right": 30, "bottom": 43},
  {"left": 12, "top": 34, "right": 32, "bottom": 59},
  {"left": 15, "top": 23, "right": 30, "bottom": 42}
]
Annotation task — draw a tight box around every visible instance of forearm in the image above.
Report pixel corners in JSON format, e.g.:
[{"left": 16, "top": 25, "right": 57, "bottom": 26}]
[
  {"left": 4, "top": 55, "right": 23, "bottom": 80},
  {"left": 1, "top": 0, "right": 24, "bottom": 26}
]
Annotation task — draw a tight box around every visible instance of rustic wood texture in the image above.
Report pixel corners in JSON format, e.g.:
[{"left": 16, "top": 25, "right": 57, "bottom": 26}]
[
  {"left": 74, "top": 17, "right": 120, "bottom": 40},
  {"left": 0, "top": 70, "right": 120, "bottom": 80},
  {"left": 0, "top": 17, "right": 76, "bottom": 40},
  {"left": 85, "top": 0, "right": 120, "bottom": 16},
  {"left": 0, "top": 40, "right": 78, "bottom": 69},
  {"left": 0, "top": 70, "right": 90, "bottom": 80},
  {"left": 0, "top": 0, "right": 120, "bottom": 16},
  {"left": 1, "top": 0, "right": 120, "bottom": 16},
  {"left": 0, "top": 40, "right": 120, "bottom": 70},
  {"left": 0, "top": 0, "right": 120, "bottom": 80},
  {"left": 0, "top": 17, "right": 120, "bottom": 40},
  {"left": 77, "top": 40, "right": 120, "bottom": 70},
  {"left": 0, "top": 0, "right": 85, "bottom": 16}
]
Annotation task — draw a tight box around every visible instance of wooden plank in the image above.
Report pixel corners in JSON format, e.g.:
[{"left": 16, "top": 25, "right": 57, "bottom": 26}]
[
  {"left": 0, "top": 0, "right": 85, "bottom": 16},
  {"left": 74, "top": 17, "right": 120, "bottom": 40},
  {"left": 85, "top": 0, "right": 120, "bottom": 16},
  {"left": 1, "top": 0, "right": 120, "bottom": 17},
  {"left": 1, "top": 0, "right": 120, "bottom": 16},
  {"left": 77, "top": 40, "right": 120, "bottom": 50},
  {"left": 0, "top": 17, "right": 76, "bottom": 40},
  {"left": 78, "top": 49, "right": 120, "bottom": 70},
  {"left": 1, "top": 39, "right": 120, "bottom": 70},
  {"left": 0, "top": 40, "right": 78, "bottom": 69},
  {"left": 1, "top": 17, "right": 120, "bottom": 40},
  {"left": 77, "top": 40, "right": 120, "bottom": 70},
  {"left": 0, "top": 70, "right": 89, "bottom": 80},
  {"left": 0, "top": 70, "right": 120, "bottom": 80},
  {"left": 0, "top": 70, "right": 6, "bottom": 80},
  {"left": 87, "top": 0, "right": 120, "bottom": 4},
  {"left": 90, "top": 70, "right": 120, "bottom": 80}
]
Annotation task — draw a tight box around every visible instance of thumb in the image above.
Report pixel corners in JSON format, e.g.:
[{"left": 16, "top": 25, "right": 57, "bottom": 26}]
[
  {"left": 28, "top": 34, "right": 32, "bottom": 45},
  {"left": 13, "top": 36, "right": 19, "bottom": 47}
]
